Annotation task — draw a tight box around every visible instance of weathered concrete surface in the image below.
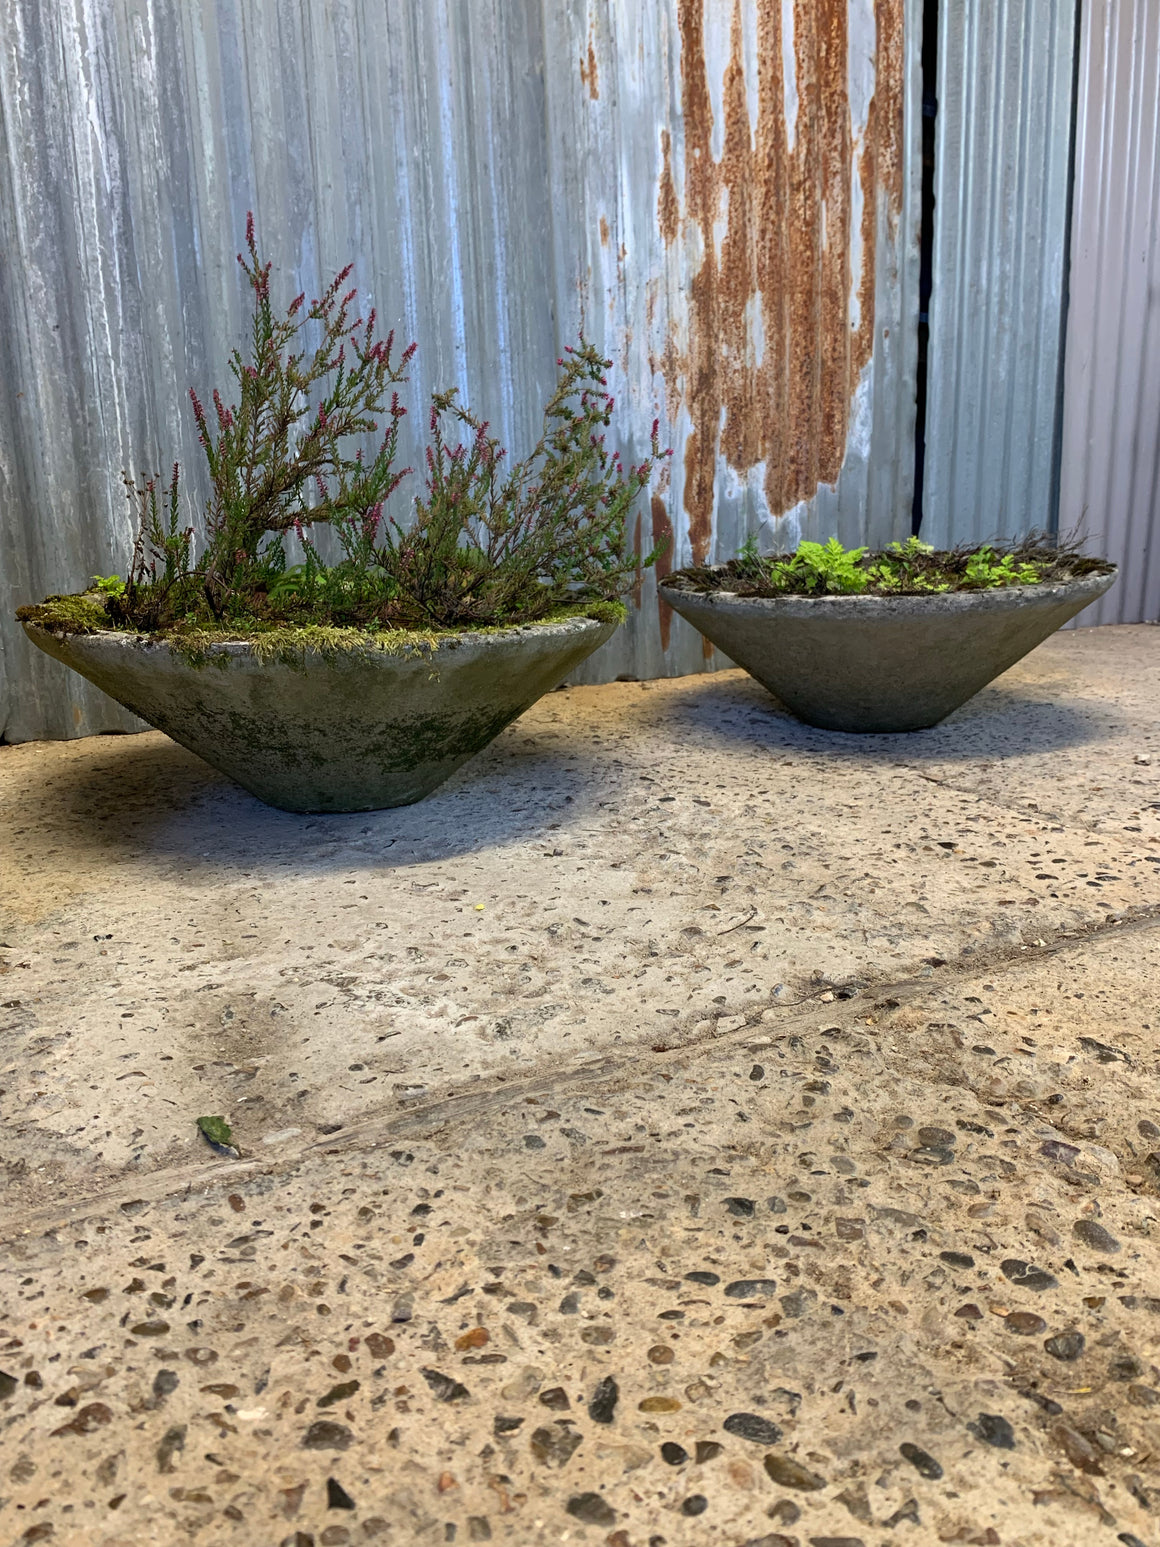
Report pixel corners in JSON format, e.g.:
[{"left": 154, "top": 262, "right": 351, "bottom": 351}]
[
  {"left": 3, "top": 627, "right": 1158, "bottom": 1198},
  {"left": 660, "top": 572, "right": 1117, "bottom": 731},
  {"left": 1, "top": 623, "right": 1159, "bottom": 1545},
  {"left": 5, "top": 937, "right": 1160, "bottom": 1546},
  {"left": 22, "top": 614, "right": 618, "bottom": 812}
]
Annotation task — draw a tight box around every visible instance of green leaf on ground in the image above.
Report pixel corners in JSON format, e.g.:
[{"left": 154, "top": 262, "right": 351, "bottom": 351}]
[{"left": 196, "top": 1115, "right": 240, "bottom": 1157}]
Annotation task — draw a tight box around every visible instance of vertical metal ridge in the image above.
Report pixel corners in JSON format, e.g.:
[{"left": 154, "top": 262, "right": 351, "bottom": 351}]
[
  {"left": 1058, "top": 0, "right": 1160, "bottom": 624},
  {"left": 924, "top": 0, "right": 1078, "bottom": 551}
]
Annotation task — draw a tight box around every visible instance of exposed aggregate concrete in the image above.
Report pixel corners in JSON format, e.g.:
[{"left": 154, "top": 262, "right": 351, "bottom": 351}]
[{"left": 1, "top": 625, "right": 1159, "bottom": 1546}]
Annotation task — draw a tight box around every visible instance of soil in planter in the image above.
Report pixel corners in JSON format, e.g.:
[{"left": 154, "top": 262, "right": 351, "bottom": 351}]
[{"left": 664, "top": 535, "right": 1115, "bottom": 600}]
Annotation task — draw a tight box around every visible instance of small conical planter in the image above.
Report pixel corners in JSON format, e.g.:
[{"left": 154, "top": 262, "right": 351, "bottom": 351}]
[
  {"left": 659, "top": 570, "right": 1117, "bottom": 733},
  {"left": 23, "top": 613, "right": 618, "bottom": 811}
]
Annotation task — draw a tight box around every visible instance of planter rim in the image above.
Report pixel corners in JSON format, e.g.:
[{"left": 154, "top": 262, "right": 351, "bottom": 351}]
[
  {"left": 22, "top": 609, "right": 611, "bottom": 659},
  {"left": 659, "top": 568, "right": 1114, "bottom": 617}
]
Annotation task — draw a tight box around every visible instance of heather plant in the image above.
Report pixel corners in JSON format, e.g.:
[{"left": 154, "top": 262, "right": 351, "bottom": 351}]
[{"left": 101, "top": 219, "right": 666, "bottom": 637}]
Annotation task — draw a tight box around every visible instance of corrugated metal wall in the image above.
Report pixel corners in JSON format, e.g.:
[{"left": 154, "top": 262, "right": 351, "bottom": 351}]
[
  {"left": 1057, "top": 0, "right": 1160, "bottom": 625},
  {"left": 922, "top": 0, "right": 1078, "bottom": 548},
  {"left": 0, "top": 0, "right": 920, "bottom": 742},
  {"left": 0, "top": 0, "right": 560, "bottom": 741},
  {"left": 550, "top": 0, "right": 922, "bottom": 684}
]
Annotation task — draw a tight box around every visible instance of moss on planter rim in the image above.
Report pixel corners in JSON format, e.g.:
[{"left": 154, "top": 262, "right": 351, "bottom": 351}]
[
  {"left": 18, "top": 593, "right": 626, "bottom": 669},
  {"left": 16, "top": 593, "right": 111, "bottom": 635}
]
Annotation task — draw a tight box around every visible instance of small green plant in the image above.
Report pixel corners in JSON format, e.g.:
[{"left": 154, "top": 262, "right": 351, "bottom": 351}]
[
  {"left": 669, "top": 531, "right": 1100, "bottom": 601},
  {"left": 961, "top": 546, "right": 1041, "bottom": 588},
  {"left": 98, "top": 217, "right": 667, "bottom": 638},
  {"left": 732, "top": 534, "right": 870, "bottom": 593},
  {"left": 90, "top": 574, "right": 126, "bottom": 598},
  {"left": 787, "top": 538, "right": 870, "bottom": 594},
  {"left": 735, "top": 532, "right": 763, "bottom": 569}
]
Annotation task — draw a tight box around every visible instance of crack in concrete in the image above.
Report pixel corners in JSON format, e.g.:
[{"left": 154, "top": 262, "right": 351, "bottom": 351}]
[{"left": 10, "top": 903, "right": 1159, "bottom": 1242}]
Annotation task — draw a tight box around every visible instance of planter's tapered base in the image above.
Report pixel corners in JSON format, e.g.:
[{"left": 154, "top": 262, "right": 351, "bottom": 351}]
[
  {"left": 23, "top": 615, "right": 617, "bottom": 811},
  {"left": 660, "top": 572, "right": 1117, "bottom": 732}
]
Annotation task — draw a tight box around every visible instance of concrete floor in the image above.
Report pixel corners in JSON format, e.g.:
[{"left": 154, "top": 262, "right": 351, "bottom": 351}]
[{"left": 1, "top": 623, "right": 1158, "bottom": 1546}]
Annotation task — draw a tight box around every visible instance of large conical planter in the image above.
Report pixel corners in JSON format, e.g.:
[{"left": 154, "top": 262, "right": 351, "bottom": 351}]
[
  {"left": 22, "top": 614, "right": 618, "bottom": 811},
  {"left": 659, "top": 570, "right": 1117, "bottom": 733}
]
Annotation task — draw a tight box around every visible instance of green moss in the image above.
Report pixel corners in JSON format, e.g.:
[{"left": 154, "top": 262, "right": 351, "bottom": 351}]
[
  {"left": 16, "top": 592, "right": 111, "bottom": 634},
  {"left": 18, "top": 591, "right": 623, "bottom": 668},
  {"left": 168, "top": 623, "right": 443, "bottom": 669},
  {"left": 168, "top": 602, "right": 620, "bottom": 667},
  {"left": 575, "top": 598, "right": 627, "bottom": 627}
]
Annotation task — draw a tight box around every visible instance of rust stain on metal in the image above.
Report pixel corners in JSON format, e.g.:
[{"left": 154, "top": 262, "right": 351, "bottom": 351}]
[
  {"left": 660, "top": 0, "right": 904, "bottom": 562},
  {"left": 650, "top": 494, "right": 675, "bottom": 650},
  {"left": 581, "top": 32, "right": 600, "bottom": 100},
  {"left": 599, "top": 214, "right": 610, "bottom": 246},
  {"left": 657, "top": 129, "right": 680, "bottom": 245},
  {"left": 858, "top": 0, "right": 905, "bottom": 344}
]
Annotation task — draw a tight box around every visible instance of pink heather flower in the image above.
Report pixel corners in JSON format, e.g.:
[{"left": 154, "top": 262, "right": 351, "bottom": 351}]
[{"left": 245, "top": 210, "right": 255, "bottom": 247}]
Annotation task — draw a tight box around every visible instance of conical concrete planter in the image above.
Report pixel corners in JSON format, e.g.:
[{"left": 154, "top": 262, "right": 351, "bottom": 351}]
[
  {"left": 23, "top": 613, "right": 618, "bottom": 811},
  {"left": 659, "top": 570, "right": 1117, "bottom": 733}
]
